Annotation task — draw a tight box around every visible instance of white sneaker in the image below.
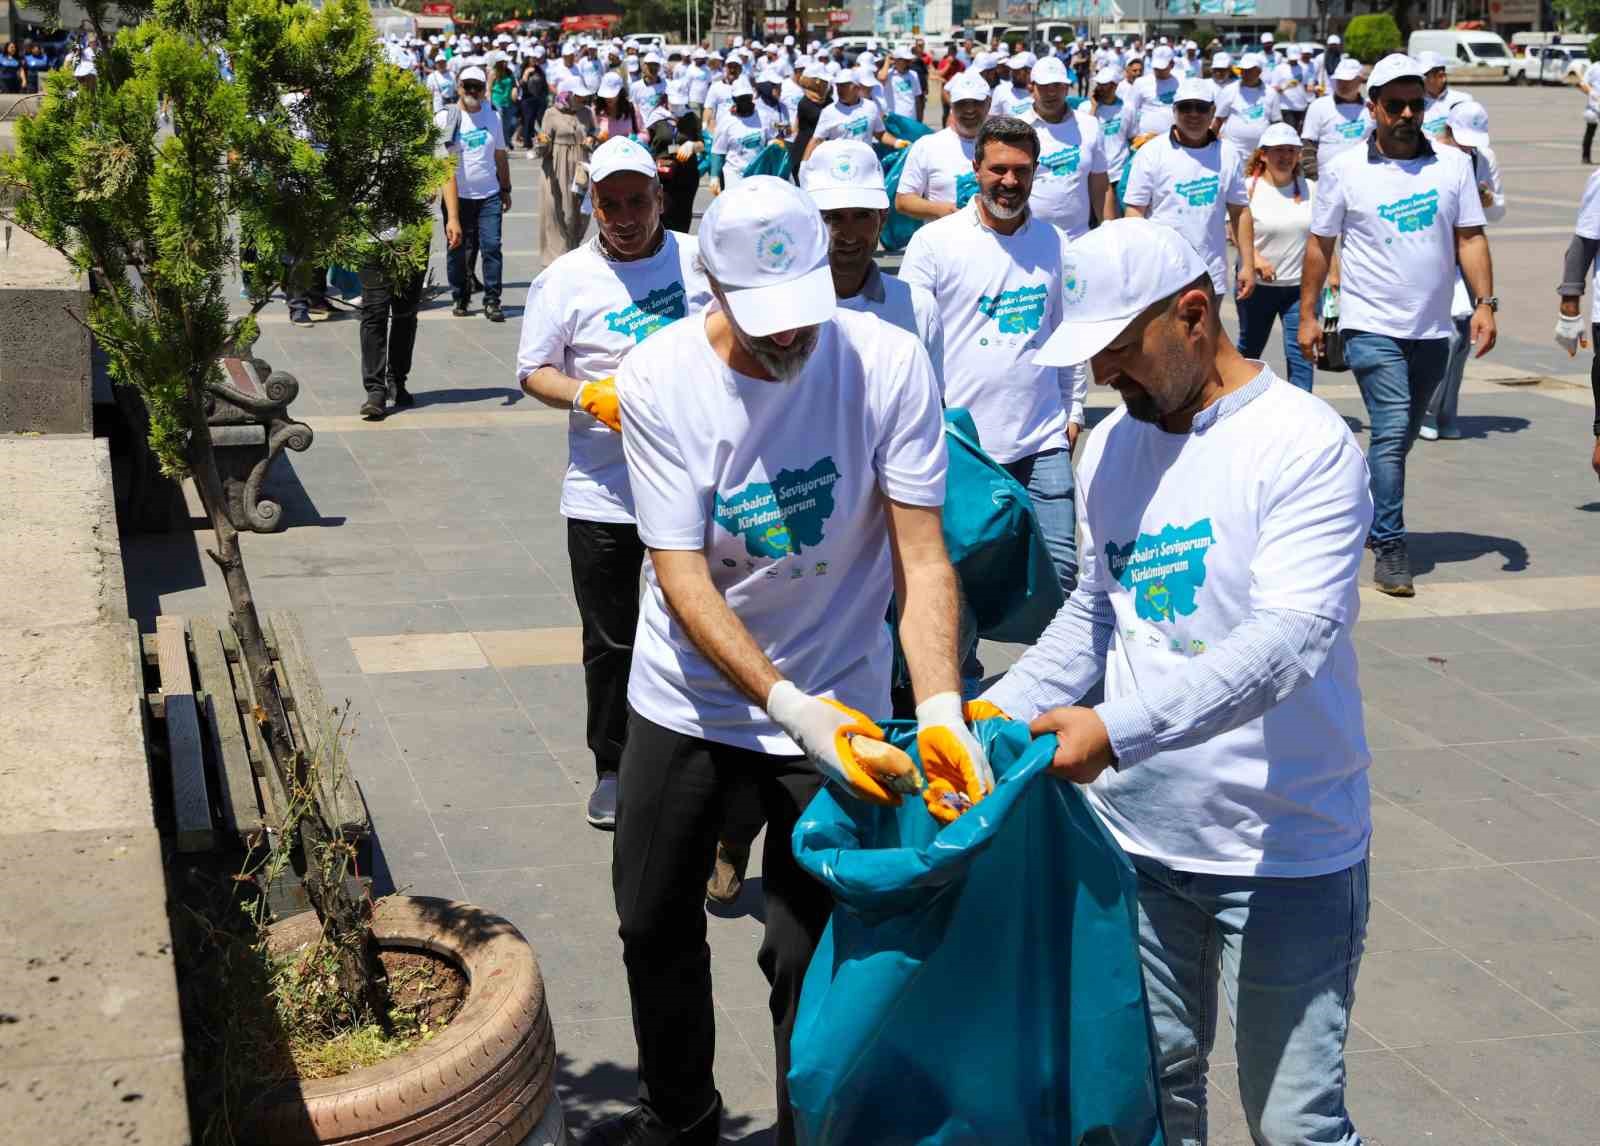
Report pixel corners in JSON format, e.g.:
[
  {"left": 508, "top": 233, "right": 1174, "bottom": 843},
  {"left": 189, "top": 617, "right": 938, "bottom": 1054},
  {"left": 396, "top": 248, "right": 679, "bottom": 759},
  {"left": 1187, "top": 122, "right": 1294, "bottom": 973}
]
[{"left": 1418, "top": 425, "right": 1439, "bottom": 441}]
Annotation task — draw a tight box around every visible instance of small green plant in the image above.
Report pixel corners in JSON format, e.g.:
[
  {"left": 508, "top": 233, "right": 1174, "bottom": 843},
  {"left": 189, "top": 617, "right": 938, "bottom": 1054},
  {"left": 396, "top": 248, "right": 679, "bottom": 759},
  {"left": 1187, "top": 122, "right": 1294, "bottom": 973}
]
[{"left": 1344, "top": 13, "right": 1404, "bottom": 63}]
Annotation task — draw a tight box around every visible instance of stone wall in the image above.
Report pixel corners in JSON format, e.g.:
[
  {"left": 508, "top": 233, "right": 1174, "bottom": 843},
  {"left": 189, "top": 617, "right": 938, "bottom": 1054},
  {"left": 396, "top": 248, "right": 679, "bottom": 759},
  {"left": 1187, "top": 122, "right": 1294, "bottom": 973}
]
[{"left": 0, "top": 225, "right": 94, "bottom": 434}]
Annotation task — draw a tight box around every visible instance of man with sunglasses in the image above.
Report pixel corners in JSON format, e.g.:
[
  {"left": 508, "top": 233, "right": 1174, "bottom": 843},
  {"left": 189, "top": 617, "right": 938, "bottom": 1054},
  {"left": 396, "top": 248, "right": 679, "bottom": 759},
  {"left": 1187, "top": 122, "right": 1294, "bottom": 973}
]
[
  {"left": 1123, "top": 76, "right": 1256, "bottom": 300},
  {"left": 1299, "top": 53, "right": 1495, "bottom": 597},
  {"left": 438, "top": 64, "right": 511, "bottom": 322}
]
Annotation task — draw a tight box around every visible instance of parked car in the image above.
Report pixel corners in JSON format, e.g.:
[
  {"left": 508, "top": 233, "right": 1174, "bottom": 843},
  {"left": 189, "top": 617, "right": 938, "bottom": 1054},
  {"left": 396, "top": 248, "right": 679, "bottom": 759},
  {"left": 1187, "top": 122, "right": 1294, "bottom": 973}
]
[
  {"left": 1508, "top": 43, "right": 1588, "bottom": 84},
  {"left": 624, "top": 33, "right": 667, "bottom": 52},
  {"left": 1407, "top": 28, "right": 1514, "bottom": 79}
]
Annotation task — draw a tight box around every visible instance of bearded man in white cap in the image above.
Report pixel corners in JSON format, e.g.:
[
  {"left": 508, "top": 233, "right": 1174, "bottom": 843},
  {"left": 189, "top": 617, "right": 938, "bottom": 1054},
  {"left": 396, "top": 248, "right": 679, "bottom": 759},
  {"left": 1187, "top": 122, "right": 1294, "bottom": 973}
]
[
  {"left": 1025, "top": 53, "right": 1111, "bottom": 238},
  {"left": 1316, "top": 33, "right": 1345, "bottom": 93},
  {"left": 517, "top": 137, "right": 711, "bottom": 830},
  {"left": 1299, "top": 55, "right": 1371, "bottom": 180},
  {"left": 987, "top": 215, "right": 1375, "bottom": 1146},
  {"left": 437, "top": 64, "right": 511, "bottom": 322},
  {"left": 585, "top": 175, "right": 987, "bottom": 1146},
  {"left": 709, "top": 76, "right": 776, "bottom": 190},
  {"left": 1123, "top": 76, "right": 1255, "bottom": 299},
  {"left": 896, "top": 68, "right": 990, "bottom": 220}
]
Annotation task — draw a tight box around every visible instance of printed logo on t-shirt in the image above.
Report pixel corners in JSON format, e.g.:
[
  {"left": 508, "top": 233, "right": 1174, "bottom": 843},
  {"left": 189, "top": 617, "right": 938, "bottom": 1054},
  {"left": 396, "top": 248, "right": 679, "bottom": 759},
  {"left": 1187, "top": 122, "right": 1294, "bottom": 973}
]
[
  {"left": 713, "top": 457, "right": 841, "bottom": 558},
  {"left": 1040, "top": 145, "right": 1082, "bottom": 178},
  {"left": 604, "top": 283, "right": 688, "bottom": 342},
  {"left": 1101, "top": 113, "right": 1123, "bottom": 134},
  {"left": 955, "top": 170, "right": 979, "bottom": 207},
  {"left": 1422, "top": 114, "right": 1448, "bottom": 136},
  {"left": 1335, "top": 117, "right": 1367, "bottom": 139},
  {"left": 462, "top": 128, "right": 490, "bottom": 148},
  {"left": 1158, "top": 90, "right": 1176, "bottom": 105},
  {"left": 1176, "top": 174, "right": 1220, "bottom": 207},
  {"left": 977, "top": 284, "right": 1048, "bottom": 334},
  {"left": 1242, "top": 101, "right": 1265, "bottom": 121},
  {"left": 1104, "top": 518, "right": 1215, "bottom": 624},
  {"left": 844, "top": 113, "right": 870, "bottom": 138},
  {"left": 740, "top": 131, "right": 764, "bottom": 149},
  {"left": 1378, "top": 189, "right": 1439, "bottom": 234}
]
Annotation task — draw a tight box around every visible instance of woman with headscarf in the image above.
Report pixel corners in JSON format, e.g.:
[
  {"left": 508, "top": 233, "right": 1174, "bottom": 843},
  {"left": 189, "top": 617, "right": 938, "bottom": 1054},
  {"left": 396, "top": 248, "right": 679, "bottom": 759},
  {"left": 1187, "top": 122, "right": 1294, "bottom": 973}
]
[{"left": 533, "top": 76, "right": 598, "bottom": 268}]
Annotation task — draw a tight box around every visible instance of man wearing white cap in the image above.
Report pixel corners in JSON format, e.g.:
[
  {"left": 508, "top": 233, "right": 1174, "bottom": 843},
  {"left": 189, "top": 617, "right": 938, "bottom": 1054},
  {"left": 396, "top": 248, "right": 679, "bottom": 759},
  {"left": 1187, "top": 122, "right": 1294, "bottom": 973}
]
[
  {"left": 576, "top": 41, "right": 604, "bottom": 92},
  {"left": 684, "top": 49, "right": 711, "bottom": 115},
  {"left": 1123, "top": 76, "right": 1256, "bottom": 298},
  {"left": 1127, "top": 43, "right": 1180, "bottom": 137},
  {"left": 896, "top": 68, "right": 990, "bottom": 220},
  {"left": 984, "top": 215, "right": 1374, "bottom": 1146},
  {"left": 901, "top": 116, "right": 1089, "bottom": 601},
  {"left": 710, "top": 77, "right": 777, "bottom": 190},
  {"left": 592, "top": 175, "right": 983, "bottom": 1146},
  {"left": 1210, "top": 51, "right": 1234, "bottom": 88},
  {"left": 1092, "top": 66, "right": 1135, "bottom": 210},
  {"left": 518, "top": 137, "right": 711, "bottom": 830},
  {"left": 701, "top": 54, "right": 741, "bottom": 132},
  {"left": 1419, "top": 50, "right": 1467, "bottom": 139},
  {"left": 887, "top": 46, "right": 925, "bottom": 121},
  {"left": 425, "top": 53, "right": 456, "bottom": 113},
  {"left": 806, "top": 66, "right": 907, "bottom": 158},
  {"left": 437, "top": 64, "right": 511, "bottom": 322},
  {"left": 1556, "top": 170, "right": 1600, "bottom": 476},
  {"left": 631, "top": 52, "right": 667, "bottom": 114},
  {"left": 1269, "top": 44, "right": 1312, "bottom": 132},
  {"left": 1025, "top": 54, "right": 1111, "bottom": 238},
  {"left": 1316, "top": 33, "right": 1345, "bottom": 94},
  {"left": 801, "top": 140, "right": 944, "bottom": 381},
  {"left": 1299, "top": 56, "right": 1371, "bottom": 180},
  {"left": 991, "top": 51, "right": 1036, "bottom": 118},
  {"left": 1214, "top": 52, "right": 1281, "bottom": 154},
  {"left": 1299, "top": 53, "right": 1496, "bottom": 597}
]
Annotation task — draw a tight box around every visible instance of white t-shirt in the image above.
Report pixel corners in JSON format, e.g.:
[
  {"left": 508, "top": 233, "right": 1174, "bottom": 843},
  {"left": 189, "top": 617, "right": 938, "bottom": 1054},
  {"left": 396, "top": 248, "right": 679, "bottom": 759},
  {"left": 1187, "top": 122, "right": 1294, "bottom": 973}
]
[
  {"left": 711, "top": 109, "right": 773, "bottom": 186},
  {"left": 686, "top": 63, "right": 712, "bottom": 104},
  {"left": 1573, "top": 169, "right": 1600, "bottom": 318},
  {"left": 813, "top": 97, "right": 885, "bottom": 144},
  {"left": 837, "top": 266, "right": 946, "bottom": 392},
  {"left": 1422, "top": 87, "right": 1469, "bottom": 139},
  {"left": 780, "top": 77, "right": 806, "bottom": 128},
  {"left": 575, "top": 56, "right": 603, "bottom": 90},
  {"left": 516, "top": 232, "right": 712, "bottom": 524},
  {"left": 900, "top": 205, "right": 1087, "bottom": 464},
  {"left": 665, "top": 72, "right": 691, "bottom": 111},
  {"left": 1129, "top": 72, "right": 1180, "bottom": 136},
  {"left": 618, "top": 308, "right": 948, "bottom": 752},
  {"left": 630, "top": 77, "right": 667, "bottom": 113},
  {"left": 898, "top": 127, "right": 979, "bottom": 208},
  {"left": 887, "top": 67, "right": 923, "bottom": 118},
  {"left": 437, "top": 103, "right": 506, "bottom": 201},
  {"left": 1584, "top": 62, "right": 1600, "bottom": 114},
  {"left": 1215, "top": 81, "right": 1280, "bottom": 153},
  {"left": 1077, "top": 371, "right": 1374, "bottom": 877},
  {"left": 1026, "top": 109, "right": 1109, "bottom": 239},
  {"left": 425, "top": 69, "right": 456, "bottom": 112},
  {"left": 990, "top": 81, "right": 1034, "bottom": 119},
  {"left": 1300, "top": 95, "right": 1372, "bottom": 159},
  {"left": 704, "top": 77, "right": 736, "bottom": 125},
  {"left": 1095, "top": 99, "right": 1134, "bottom": 180},
  {"left": 1123, "top": 133, "right": 1249, "bottom": 294},
  {"left": 1270, "top": 61, "right": 1312, "bottom": 112},
  {"left": 1246, "top": 174, "right": 1315, "bottom": 285},
  {"left": 1311, "top": 139, "right": 1486, "bottom": 340}
]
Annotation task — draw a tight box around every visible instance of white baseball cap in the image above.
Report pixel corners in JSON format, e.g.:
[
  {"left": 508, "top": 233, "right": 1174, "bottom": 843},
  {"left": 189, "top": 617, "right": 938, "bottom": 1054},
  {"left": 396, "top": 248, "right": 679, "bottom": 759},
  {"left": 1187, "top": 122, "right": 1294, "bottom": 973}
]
[
  {"left": 597, "top": 72, "right": 624, "bottom": 98},
  {"left": 699, "top": 176, "right": 835, "bottom": 338},
  {"left": 1328, "top": 34, "right": 1342, "bottom": 45},
  {"left": 1332, "top": 57, "right": 1363, "bottom": 82},
  {"left": 1448, "top": 98, "right": 1490, "bottom": 148},
  {"left": 785, "top": 34, "right": 796, "bottom": 45},
  {"left": 1152, "top": 45, "right": 1174, "bottom": 68},
  {"left": 1093, "top": 66, "right": 1119, "bottom": 86},
  {"left": 852, "top": 65, "right": 876, "bottom": 87},
  {"left": 799, "top": 139, "right": 889, "bottom": 210},
  {"left": 1035, "top": 219, "right": 1210, "bottom": 367},
  {"left": 730, "top": 75, "right": 754, "bottom": 96},
  {"left": 893, "top": 46, "right": 915, "bottom": 61},
  {"left": 1286, "top": 46, "right": 1303, "bottom": 60},
  {"left": 945, "top": 69, "right": 991, "bottom": 102},
  {"left": 1239, "top": 52, "right": 1265, "bottom": 71},
  {"left": 458, "top": 65, "right": 487, "bottom": 85},
  {"left": 1174, "top": 77, "right": 1216, "bottom": 104},
  {"left": 1259, "top": 122, "right": 1301, "bottom": 149},
  {"left": 643, "top": 51, "right": 662, "bottom": 64},
  {"left": 1009, "top": 51, "right": 1037, "bottom": 70},
  {"left": 802, "top": 62, "right": 832, "bottom": 82},
  {"left": 1417, "top": 50, "right": 1448, "bottom": 72},
  {"left": 590, "top": 136, "right": 658, "bottom": 184},
  {"left": 1211, "top": 51, "right": 1232, "bottom": 69},
  {"left": 1032, "top": 55, "right": 1070, "bottom": 85},
  {"left": 1261, "top": 32, "right": 1275, "bottom": 43},
  {"left": 560, "top": 75, "right": 595, "bottom": 98},
  {"left": 1367, "top": 52, "right": 1425, "bottom": 95}
]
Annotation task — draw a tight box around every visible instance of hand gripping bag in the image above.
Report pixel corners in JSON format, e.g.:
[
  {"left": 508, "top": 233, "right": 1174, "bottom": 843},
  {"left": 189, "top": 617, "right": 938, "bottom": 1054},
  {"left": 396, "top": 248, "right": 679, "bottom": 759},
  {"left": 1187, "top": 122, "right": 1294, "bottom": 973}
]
[{"left": 788, "top": 718, "right": 1165, "bottom": 1146}]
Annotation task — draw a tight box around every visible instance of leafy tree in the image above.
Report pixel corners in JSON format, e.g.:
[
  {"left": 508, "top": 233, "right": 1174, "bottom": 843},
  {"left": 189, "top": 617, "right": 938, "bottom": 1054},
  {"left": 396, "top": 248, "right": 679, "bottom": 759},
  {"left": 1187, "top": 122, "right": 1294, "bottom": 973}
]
[
  {"left": 1, "top": 0, "right": 447, "bottom": 1023},
  {"left": 1344, "top": 12, "right": 1403, "bottom": 63}
]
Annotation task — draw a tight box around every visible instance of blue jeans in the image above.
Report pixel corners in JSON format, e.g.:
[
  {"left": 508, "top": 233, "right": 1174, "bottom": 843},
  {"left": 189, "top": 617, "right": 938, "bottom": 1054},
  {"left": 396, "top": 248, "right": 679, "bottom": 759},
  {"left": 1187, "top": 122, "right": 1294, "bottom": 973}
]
[
  {"left": 1236, "top": 283, "right": 1313, "bottom": 391},
  {"left": 447, "top": 194, "right": 503, "bottom": 306},
  {"left": 1134, "top": 854, "right": 1369, "bottom": 1146},
  {"left": 1342, "top": 331, "right": 1450, "bottom": 546},
  {"left": 1424, "top": 315, "right": 1473, "bottom": 435}
]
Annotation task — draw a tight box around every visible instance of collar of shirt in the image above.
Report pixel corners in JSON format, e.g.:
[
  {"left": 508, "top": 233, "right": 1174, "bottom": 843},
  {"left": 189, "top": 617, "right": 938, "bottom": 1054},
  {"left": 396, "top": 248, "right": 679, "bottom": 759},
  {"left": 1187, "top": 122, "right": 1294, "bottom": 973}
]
[
  {"left": 1190, "top": 365, "right": 1271, "bottom": 433},
  {"left": 1366, "top": 132, "right": 1435, "bottom": 162},
  {"left": 858, "top": 261, "right": 887, "bottom": 303}
]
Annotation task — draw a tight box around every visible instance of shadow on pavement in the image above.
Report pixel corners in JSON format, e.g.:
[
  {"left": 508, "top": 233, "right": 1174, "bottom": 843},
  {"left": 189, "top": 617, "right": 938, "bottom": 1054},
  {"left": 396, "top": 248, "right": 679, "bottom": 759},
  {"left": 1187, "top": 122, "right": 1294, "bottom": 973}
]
[
  {"left": 403, "top": 386, "right": 525, "bottom": 408},
  {"left": 1452, "top": 414, "right": 1531, "bottom": 439},
  {"left": 1579, "top": 501, "right": 1600, "bottom": 512},
  {"left": 1407, "top": 530, "right": 1530, "bottom": 575},
  {"left": 707, "top": 876, "right": 767, "bottom": 925},
  {"left": 556, "top": 1054, "right": 776, "bottom": 1142}
]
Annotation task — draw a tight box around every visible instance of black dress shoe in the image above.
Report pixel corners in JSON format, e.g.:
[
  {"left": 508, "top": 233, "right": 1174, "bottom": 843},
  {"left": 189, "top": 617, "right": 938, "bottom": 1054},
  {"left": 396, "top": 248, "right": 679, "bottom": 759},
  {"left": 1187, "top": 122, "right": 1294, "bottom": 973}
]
[
  {"left": 483, "top": 300, "right": 505, "bottom": 323},
  {"left": 391, "top": 385, "right": 416, "bottom": 409},
  {"left": 359, "top": 391, "right": 386, "bottom": 421},
  {"left": 452, "top": 299, "right": 470, "bottom": 317},
  {"left": 582, "top": 1095, "right": 721, "bottom": 1146}
]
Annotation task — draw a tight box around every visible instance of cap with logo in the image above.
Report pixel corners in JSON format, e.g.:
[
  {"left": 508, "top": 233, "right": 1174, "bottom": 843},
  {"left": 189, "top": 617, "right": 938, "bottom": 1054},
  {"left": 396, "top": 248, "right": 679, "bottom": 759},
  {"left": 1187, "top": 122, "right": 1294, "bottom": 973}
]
[
  {"left": 1035, "top": 218, "right": 1210, "bottom": 367},
  {"left": 945, "top": 69, "right": 992, "bottom": 103},
  {"left": 1032, "top": 55, "right": 1070, "bottom": 85},
  {"left": 1367, "top": 52, "right": 1424, "bottom": 96},
  {"left": 1447, "top": 98, "right": 1490, "bottom": 148},
  {"left": 589, "top": 136, "right": 659, "bottom": 185},
  {"left": 1327, "top": 34, "right": 1342, "bottom": 45},
  {"left": 1332, "top": 57, "right": 1363, "bottom": 82},
  {"left": 1009, "top": 51, "right": 1037, "bottom": 70},
  {"left": 1174, "top": 76, "right": 1216, "bottom": 104},
  {"left": 1211, "top": 51, "right": 1232, "bottom": 69},
  {"left": 1416, "top": 49, "right": 1447, "bottom": 73},
  {"left": 699, "top": 176, "right": 836, "bottom": 337},
  {"left": 597, "top": 72, "right": 624, "bottom": 98},
  {"left": 730, "top": 75, "right": 755, "bottom": 97},
  {"left": 799, "top": 139, "right": 889, "bottom": 211},
  {"left": 1151, "top": 45, "right": 1174, "bottom": 68},
  {"left": 1259, "top": 122, "right": 1301, "bottom": 149},
  {"left": 1092, "top": 66, "right": 1119, "bottom": 86},
  {"left": 458, "top": 65, "right": 487, "bottom": 85},
  {"left": 1239, "top": 51, "right": 1265, "bottom": 71},
  {"left": 893, "top": 46, "right": 915, "bottom": 61}
]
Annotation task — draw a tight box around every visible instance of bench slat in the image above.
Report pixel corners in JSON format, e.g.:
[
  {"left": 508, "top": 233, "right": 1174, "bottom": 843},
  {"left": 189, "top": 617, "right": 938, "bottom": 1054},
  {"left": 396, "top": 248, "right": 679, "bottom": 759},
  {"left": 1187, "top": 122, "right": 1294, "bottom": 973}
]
[
  {"left": 193, "top": 616, "right": 264, "bottom": 846},
  {"left": 155, "top": 616, "right": 215, "bottom": 852}
]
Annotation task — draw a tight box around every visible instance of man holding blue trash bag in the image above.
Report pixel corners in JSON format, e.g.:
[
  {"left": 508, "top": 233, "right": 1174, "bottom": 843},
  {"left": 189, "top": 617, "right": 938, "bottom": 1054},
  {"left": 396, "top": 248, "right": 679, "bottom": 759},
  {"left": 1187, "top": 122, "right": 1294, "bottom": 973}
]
[
  {"left": 985, "top": 217, "right": 1376, "bottom": 1145},
  {"left": 584, "top": 176, "right": 993, "bottom": 1146}
]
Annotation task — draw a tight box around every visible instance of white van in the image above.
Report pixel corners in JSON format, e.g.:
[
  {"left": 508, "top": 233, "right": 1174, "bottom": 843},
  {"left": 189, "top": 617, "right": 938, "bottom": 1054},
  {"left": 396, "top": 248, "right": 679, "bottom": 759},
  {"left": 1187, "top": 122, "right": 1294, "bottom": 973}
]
[{"left": 1406, "top": 29, "right": 1514, "bottom": 78}]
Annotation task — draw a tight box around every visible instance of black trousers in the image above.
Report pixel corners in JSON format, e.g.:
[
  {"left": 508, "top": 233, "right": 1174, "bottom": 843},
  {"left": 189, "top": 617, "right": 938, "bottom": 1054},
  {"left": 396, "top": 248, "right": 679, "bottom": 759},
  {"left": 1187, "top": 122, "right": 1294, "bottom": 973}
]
[
  {"left": 358, "top": 265, "right": 424, "bottom": 398},
  {"left": 568, "top": 518, "right": 646, "bottom": 779},
  {"left": 1585, "top": 121, "right": 1596, "bottom": 161},
  {"left": 1281, "top": 108, "right": 1307, "bottom": 133},
  {"left": 613, "top": 710, "right": 831, "bottom": 1144}
]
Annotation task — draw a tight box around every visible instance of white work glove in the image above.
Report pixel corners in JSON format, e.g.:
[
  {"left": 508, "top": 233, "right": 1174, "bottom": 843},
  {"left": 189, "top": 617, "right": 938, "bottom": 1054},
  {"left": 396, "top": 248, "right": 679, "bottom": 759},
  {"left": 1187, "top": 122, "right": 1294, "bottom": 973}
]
[
  {"left": 915, "top": 692, "right": 995, "bottom": 823},
  {"left": 766, "top": 680, "right": 898, "bottom": 805},
  {"left": 1556, "top": 312, "right": 1588, "bottom": 357}
]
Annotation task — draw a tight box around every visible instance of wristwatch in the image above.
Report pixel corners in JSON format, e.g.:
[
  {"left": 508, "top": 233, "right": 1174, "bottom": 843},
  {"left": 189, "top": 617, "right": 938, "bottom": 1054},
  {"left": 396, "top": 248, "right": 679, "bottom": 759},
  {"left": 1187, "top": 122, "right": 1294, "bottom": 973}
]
[{"left": 1475, "top": 296, "right": 1499, "bottom": 312}]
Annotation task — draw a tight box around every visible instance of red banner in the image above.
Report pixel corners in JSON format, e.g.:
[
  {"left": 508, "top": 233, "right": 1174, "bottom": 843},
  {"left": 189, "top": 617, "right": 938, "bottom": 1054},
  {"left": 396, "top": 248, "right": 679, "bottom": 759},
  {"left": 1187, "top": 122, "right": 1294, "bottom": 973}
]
[
  {"left": 827, "top": 9, "right": 851, "bottom": 24},
  {"left": 420, "top": 2, "right": 455, "bottom": 14},
  {"left": 561, "top": 13, "right": 621, "bottom": 31}
]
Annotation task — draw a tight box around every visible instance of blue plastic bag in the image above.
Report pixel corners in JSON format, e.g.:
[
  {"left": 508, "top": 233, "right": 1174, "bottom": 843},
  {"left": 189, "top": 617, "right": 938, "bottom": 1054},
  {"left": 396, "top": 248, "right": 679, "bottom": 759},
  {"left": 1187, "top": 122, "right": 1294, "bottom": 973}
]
[
  {"left": 789, "top": 719, "right": 1166, "bottom": 1146},
  {"left": 878, "top": 114, "right": 937, "bottom": 253},
  {"left": 743, "top": 141, "right": 794, "bottom": 180}
]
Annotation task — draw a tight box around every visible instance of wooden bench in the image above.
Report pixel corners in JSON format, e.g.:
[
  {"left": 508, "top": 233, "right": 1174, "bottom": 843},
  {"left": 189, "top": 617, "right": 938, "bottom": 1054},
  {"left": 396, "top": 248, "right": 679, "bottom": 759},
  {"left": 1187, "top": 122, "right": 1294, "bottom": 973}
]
[
  {"left": 139, "top": 611, "right": 371, "bottom": 914},
  {"left": 206, "top": 356, "right": 314, "bottom": 533}
]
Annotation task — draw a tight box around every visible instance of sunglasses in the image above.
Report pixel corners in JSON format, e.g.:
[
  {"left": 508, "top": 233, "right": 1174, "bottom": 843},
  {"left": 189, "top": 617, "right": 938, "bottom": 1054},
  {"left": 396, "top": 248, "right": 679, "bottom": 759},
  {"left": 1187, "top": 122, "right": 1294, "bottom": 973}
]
[
  {"left": 461, "top": 82, "right": 485, "bottom": 92},
  {"left": 1381, "top": 97, "right": 1424, "bottom": 115},
  {"left": 1175, "top": 101, "right": 1213, "bottom": 115}
]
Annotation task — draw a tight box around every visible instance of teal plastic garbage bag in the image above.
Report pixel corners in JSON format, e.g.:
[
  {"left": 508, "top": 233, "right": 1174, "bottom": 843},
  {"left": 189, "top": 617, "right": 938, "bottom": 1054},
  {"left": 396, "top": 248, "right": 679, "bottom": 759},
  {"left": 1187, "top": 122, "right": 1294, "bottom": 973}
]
[
  {"left": 743, "top": 141, "right": 794, "bottom": 180},
  {"left": 788, "top": 718, "right": 1165, "bottom": 1146},
  {"left": 878, "top": 114, "right": 936, "bottom": 252}
]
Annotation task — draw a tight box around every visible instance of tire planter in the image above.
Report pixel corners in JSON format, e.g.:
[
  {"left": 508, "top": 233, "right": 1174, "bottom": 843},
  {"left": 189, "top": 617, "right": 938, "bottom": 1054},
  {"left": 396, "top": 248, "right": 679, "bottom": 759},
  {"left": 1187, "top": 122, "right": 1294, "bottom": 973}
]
[{"left": 239, "top": 896, "right": 563, "bottom": 1146}]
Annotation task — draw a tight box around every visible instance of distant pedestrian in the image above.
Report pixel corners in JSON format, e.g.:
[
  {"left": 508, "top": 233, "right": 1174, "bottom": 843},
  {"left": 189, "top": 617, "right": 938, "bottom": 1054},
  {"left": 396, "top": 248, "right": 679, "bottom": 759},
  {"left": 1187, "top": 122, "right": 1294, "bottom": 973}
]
[
  {"left": 1580, "top": 53, "right": 1600, "bottom": 164},
  {"left": 1556, "top": 168, "right": 1600, "bottom": 478},
  {"left": 1299, "top": 56, "right": 1371, "bottom": 180},
  {"left": 438, "top": 65, "right": 511, "bottom": 322},
  {"left": 518, "top": 54, "right": 549, "bottom": 156},
  {"left": 1236, "top": 123, "right": 1316, "bottom": 392},
  {"left": 533, "top": 77, "right": 596, "bottom": 269}
]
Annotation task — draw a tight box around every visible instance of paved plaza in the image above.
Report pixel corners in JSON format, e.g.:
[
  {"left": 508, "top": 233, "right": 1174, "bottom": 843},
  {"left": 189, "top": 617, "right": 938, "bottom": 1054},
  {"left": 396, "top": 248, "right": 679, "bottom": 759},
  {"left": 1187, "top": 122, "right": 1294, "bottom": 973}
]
[{"left": 121, "top": 83, "right": 1600, "bottom": 1144}]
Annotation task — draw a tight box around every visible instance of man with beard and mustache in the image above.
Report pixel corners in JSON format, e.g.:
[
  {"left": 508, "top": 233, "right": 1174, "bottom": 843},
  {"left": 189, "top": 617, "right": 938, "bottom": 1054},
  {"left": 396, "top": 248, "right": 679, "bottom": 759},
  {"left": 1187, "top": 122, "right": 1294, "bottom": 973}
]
[
  {"left": 986, "top": 216, "right": 1375, "bottom": 1146},
  {"left": 900, "top": 116, "right": 1087, "bottom": 689},
  {"left": 437, "top": 64, "right": 511, "bottom": 321},
  {"left": 516, "top": 137, "right": 712, "bottom": 831},
  {"left": 587, "top": 175, "right": 989, "bottom": 1146},
  {"left": 1299, "top": 53, "right": 1495, "bottom": 598}
]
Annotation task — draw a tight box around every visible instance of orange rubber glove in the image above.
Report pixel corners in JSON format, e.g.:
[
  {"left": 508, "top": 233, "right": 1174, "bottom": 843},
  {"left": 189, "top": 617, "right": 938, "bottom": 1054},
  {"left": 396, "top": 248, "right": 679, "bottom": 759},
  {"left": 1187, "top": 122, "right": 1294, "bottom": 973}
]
[
  {"left": 574, "top": 376, "right": 621, "bottom": 432},
  {"left": 963, "top": 699, "right": 1009, "bottom": 723},
  {"left": 917, "top": 692, "right": 995, "bottom": 824},
  {"left": 766, "top": 681, "right": 899, "bottom": 806}
]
